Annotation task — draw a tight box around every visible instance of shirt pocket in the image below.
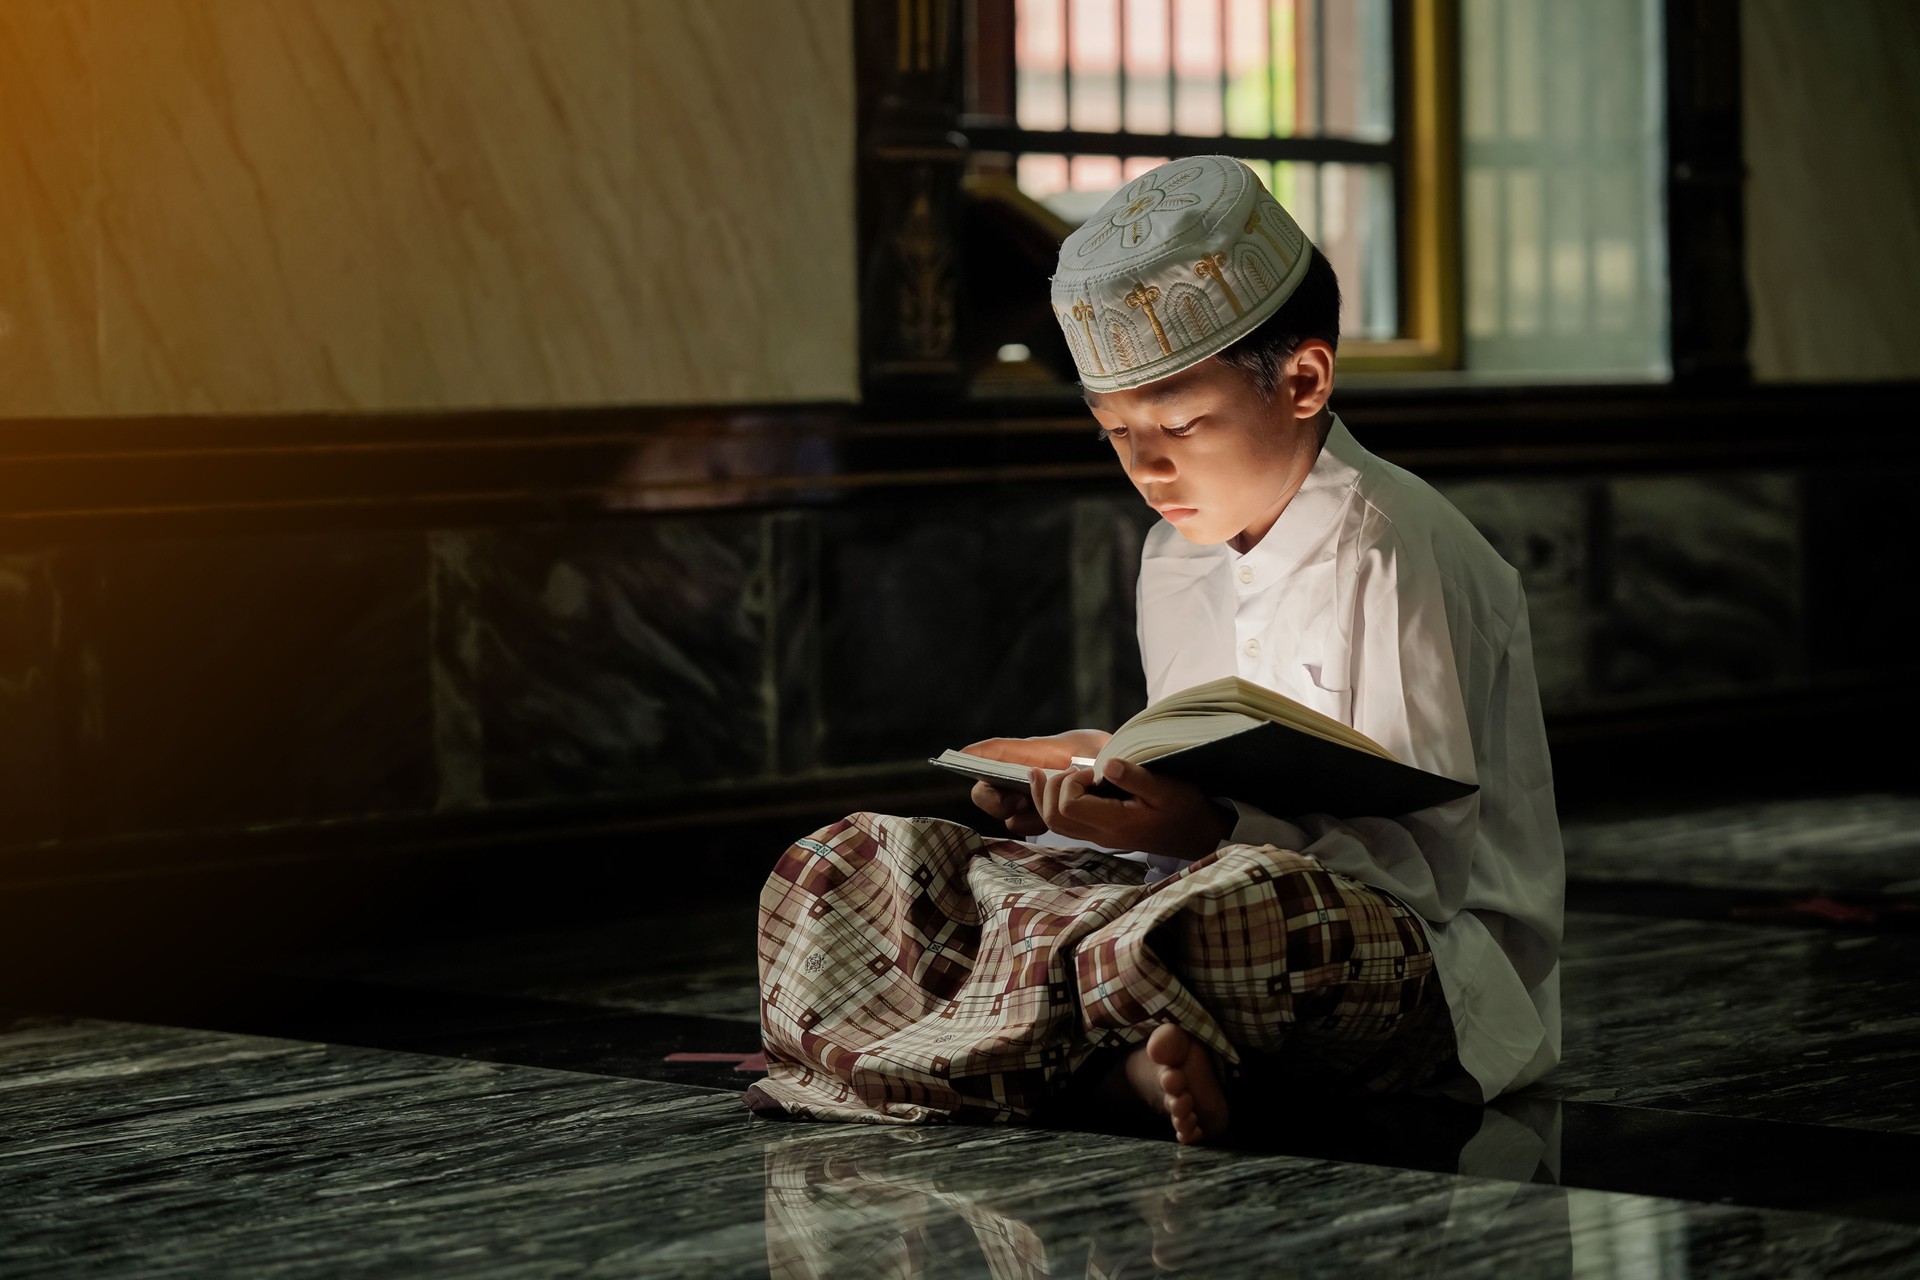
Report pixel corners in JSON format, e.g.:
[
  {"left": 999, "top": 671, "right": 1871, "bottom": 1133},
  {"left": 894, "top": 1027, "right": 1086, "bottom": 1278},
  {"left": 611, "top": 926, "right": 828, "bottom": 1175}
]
[{"left": 1295, "top": 660, "right": 1353, "bottom": 726}]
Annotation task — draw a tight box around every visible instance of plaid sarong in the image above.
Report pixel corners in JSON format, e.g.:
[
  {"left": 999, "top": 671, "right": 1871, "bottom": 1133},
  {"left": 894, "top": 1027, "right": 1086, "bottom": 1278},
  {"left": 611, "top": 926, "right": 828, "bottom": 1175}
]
[{"left": 747, "top": 812, "right": 1454, "bottom": 1125}]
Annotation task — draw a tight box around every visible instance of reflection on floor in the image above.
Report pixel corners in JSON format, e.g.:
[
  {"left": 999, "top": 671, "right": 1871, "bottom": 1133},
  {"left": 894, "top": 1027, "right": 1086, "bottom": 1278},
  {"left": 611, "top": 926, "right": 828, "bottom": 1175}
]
[{"left": 5, "top": 793, "right": 1920, "bottom": 1276}]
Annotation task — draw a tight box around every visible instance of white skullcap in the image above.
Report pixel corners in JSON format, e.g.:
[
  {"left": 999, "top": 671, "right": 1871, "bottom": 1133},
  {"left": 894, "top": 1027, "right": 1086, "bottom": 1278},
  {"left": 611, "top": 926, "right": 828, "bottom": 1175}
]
[{"left": 1049, "top": 155, "right": 1312, "bottom": 392}]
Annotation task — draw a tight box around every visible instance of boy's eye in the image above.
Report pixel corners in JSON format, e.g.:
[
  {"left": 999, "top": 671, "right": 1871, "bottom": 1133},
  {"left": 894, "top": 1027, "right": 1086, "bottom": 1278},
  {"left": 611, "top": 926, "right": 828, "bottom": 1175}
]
[{"left": 1097, "top": 423, "right": 1191, "bottom": 442}]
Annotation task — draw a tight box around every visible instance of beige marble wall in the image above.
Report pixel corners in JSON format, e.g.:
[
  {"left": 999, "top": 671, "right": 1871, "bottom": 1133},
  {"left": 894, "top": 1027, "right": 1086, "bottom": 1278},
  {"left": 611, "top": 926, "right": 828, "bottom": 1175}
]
[
  {"left": 0, "top": 0, "right": 857, "bottom": 417},
  {"left": 1744, "top": 0, "right": 1920, "bottom": 382},
  {"left": 0, "top": 0, "right": 100, "bottom": 416}
]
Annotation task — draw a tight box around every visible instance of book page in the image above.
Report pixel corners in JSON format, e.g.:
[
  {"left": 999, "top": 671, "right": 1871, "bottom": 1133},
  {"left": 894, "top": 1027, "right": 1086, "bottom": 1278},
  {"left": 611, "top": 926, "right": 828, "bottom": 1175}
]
[
  {"left": 1096, "top": 711, "right": 1267, "bottom": 765},
  {"left": 1094, "top": 676, "right": 1397, "bottom": 772},
  {"left": 929, "top": 750, "right": 1076, "bottom": 790}
]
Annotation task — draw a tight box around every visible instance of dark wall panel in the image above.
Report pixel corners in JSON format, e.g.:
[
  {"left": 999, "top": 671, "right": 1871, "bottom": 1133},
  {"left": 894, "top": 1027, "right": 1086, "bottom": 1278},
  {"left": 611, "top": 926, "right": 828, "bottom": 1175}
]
[
  {"left": 4, "top": 386, "right": 1914, "bottom": 880},
  {"left": 57, "top": 531, "right": 434, "bottom": 841},
  {"left": 429, "top": 517, "right": 775, "bottom": 807},
  {"left": 0, "top": 551, "right": 63, "bottom": 847},
  {"left": 1802, "top": 465, "right": 1920, "bottom": 677},
  {"left": 815, "top": 494, "right": 1077, "bottom": 766}
]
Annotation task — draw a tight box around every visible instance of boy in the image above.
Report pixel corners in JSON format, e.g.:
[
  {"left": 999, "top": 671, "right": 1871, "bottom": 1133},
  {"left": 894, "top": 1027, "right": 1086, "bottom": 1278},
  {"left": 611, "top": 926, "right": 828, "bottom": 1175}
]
[{"left": 748, "top": 156, "right": 1563, "bottom": 1145}]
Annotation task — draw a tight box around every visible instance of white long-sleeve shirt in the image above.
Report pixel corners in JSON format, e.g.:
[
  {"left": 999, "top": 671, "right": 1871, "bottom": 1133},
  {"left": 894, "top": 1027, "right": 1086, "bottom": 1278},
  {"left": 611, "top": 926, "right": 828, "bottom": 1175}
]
[{"left": 1133, "top": 413, "right": 1564, "bottom": 1102}]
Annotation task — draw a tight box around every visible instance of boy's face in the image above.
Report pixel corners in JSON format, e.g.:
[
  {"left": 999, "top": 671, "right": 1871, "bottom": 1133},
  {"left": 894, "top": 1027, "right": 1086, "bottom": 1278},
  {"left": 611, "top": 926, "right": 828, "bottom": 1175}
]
[{"left": 1083, "top": 343, "right": 1333, "bottom": 550}]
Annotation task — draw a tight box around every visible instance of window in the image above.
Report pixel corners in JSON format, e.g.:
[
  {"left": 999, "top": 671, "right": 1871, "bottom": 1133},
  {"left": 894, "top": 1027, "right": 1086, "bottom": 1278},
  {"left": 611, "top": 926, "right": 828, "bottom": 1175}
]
[
  {"left": 1459, "top": 0, "right": 1668, "bottom": 377},
  {"left": 965, "top": 0, "right": 1460, "bottom": 370}
]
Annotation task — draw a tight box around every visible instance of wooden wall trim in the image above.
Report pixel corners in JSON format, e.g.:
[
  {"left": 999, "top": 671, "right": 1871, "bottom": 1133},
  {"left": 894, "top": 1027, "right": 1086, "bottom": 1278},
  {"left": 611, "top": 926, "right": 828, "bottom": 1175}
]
[{"left": 0, "top": 381, "right": 1913, "bottom": 544}]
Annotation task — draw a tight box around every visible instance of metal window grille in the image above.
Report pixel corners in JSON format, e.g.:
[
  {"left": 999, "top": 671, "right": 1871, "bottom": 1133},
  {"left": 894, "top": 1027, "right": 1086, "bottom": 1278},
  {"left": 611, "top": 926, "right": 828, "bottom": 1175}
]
[{"left": 968, "top": 0, "right": 1405, "bottom": 341}]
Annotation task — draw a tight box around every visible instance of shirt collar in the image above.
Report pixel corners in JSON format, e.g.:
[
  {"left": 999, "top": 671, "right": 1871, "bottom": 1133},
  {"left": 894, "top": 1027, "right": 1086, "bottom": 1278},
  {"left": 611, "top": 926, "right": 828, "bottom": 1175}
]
[{"left": 1227, "top": 411, "right": 1366, "bottom": 575}]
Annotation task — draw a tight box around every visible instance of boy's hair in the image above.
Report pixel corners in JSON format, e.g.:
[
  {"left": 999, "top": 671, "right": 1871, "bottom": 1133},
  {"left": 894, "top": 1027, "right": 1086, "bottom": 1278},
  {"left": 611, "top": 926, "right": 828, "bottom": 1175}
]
[{"left": 1212, "top": 245, "right": 1342, "bottom": 401}]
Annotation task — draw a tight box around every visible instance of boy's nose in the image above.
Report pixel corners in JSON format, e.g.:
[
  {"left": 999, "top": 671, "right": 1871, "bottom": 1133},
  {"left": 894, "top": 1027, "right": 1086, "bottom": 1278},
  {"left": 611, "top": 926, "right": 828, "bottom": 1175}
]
[{"left": 1127, "top": 442, "right": 1176, "bottom": 482}]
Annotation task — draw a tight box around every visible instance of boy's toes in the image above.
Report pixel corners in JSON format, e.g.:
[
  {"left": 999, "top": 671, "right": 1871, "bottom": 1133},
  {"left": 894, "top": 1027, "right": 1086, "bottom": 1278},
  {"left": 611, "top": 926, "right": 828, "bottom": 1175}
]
[{"left": 1146, "top": 1022, "right": 1188, "bottom": 1068}]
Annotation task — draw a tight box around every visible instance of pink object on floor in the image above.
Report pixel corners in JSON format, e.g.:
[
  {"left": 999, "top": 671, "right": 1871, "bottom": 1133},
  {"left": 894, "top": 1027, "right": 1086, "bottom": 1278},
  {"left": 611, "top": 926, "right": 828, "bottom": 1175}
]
[{"left": 664, "top": 1051, "right": 768, "bottom": 1073}]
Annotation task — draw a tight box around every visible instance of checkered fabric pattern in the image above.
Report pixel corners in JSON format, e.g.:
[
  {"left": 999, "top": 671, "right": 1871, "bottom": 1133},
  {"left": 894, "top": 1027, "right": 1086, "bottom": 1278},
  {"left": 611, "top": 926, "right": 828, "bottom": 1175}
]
[{"left": 747, "top": 812, "right": 1452, "bottom": 1125}]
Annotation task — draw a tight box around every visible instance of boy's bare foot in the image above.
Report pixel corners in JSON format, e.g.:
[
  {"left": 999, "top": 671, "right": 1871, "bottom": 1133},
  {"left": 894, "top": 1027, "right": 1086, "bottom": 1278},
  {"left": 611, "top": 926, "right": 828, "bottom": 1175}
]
[{"left": 1119, "top": 1023, "right": 1229, "bottom": 1145}]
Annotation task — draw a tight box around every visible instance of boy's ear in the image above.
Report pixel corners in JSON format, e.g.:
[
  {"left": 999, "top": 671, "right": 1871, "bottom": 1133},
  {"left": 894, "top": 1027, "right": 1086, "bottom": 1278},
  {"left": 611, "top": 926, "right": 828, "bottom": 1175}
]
[{"left": 1285, "top": 340, "right": 1336, "bottom": 419}]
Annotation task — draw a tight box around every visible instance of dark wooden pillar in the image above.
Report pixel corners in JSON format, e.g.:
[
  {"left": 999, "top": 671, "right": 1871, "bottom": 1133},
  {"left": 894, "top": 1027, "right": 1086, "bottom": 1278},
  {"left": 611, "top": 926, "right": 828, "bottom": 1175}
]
[
  {"left": 1664, "top": 0, "right": 1751, "bottom": 384},
  {"left": 855, "top": 0, "right": 970, "bottom": 405}
]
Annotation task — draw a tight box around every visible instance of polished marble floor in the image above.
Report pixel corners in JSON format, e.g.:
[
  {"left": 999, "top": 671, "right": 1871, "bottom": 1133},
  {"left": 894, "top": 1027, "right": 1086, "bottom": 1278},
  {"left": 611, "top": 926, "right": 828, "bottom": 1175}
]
[
  {"left": 6, "top": 793, "right": 1920, "bottom": 1276},
  {"left": 1560, "top": 793, "right": 1920, "bottom": 897}
]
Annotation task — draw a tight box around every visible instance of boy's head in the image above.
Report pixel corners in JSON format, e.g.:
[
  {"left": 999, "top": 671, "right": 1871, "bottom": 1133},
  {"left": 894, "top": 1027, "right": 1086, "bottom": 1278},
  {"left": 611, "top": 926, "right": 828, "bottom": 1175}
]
[{"left": 1051, "top": 156, "right": 1341, "bottom": 549}]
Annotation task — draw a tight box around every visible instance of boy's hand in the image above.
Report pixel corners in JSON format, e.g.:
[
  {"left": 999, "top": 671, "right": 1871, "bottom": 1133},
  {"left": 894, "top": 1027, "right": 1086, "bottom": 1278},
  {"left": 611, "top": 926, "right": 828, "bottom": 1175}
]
[
  {"left": 962, "top": 730, "right": 1111, "bottom": 837},
  {"left": 1028, "top": 758, "right": 1233, "bottom": 860}
]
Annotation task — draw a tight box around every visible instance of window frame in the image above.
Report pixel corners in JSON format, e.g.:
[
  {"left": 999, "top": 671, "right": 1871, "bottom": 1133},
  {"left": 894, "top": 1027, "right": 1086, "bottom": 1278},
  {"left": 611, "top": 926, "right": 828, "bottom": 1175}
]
[{"left": 962, "top": 0, "right": 1461, "bottom": 373}]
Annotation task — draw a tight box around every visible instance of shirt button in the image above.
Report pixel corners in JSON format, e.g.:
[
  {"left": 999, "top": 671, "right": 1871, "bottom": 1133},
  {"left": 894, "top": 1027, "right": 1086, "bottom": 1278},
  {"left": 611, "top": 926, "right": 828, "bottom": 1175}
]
[
  {"left": 1238, "top": 564, "right": 1254, "bottom": 584},
  {"left": 1244, "top": 639, "right": 1261, "bottom": 658}
]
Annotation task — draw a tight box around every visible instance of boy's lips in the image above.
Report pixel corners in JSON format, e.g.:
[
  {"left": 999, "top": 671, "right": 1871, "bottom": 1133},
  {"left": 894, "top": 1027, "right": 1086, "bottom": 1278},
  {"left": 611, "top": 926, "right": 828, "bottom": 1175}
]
[{"left": 1154, "top": 504, "right": 1198, "bottom": 522}]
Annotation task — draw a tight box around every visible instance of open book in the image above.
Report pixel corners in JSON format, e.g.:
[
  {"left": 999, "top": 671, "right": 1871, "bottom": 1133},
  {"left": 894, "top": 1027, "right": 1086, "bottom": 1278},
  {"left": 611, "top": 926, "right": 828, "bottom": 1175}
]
[{"left": 929, "top": 675, "right": 1477, "bottom": 820}]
